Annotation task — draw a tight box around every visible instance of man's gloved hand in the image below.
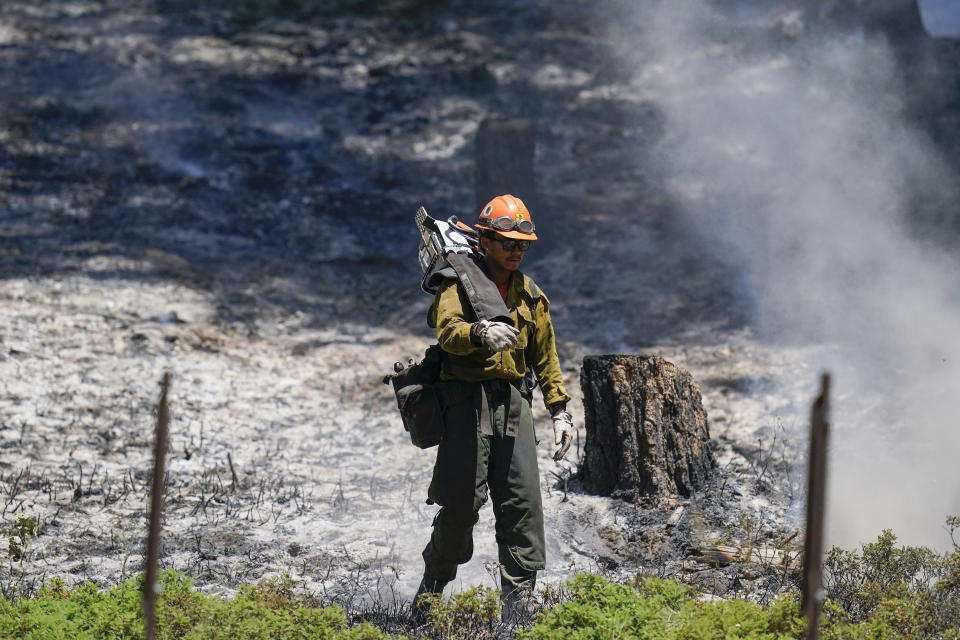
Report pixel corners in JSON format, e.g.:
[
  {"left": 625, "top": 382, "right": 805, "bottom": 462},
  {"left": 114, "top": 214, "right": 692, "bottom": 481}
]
[
  {"left": 550, "top": 407, "right": 574, "bottom": 461},
  {"left": 472, "top": 319, "right": 519, "bottom": 352}
]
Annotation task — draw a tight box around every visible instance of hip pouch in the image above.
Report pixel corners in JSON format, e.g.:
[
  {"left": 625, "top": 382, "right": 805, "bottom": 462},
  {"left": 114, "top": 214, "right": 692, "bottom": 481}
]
[{"left": 388, "top": 344, "right": 445, "bottom": 449}]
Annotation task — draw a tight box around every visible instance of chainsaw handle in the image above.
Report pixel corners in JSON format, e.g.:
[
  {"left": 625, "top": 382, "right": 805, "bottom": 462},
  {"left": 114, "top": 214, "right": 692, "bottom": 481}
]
[{"left": 447, "top": 216, "right": 478, "bottom": 238}]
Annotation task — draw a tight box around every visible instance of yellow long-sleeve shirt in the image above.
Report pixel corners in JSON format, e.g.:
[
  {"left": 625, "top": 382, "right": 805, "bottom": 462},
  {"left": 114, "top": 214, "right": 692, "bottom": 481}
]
[{"left": 431, "top": 272, "right": 571, "bottom": 409}]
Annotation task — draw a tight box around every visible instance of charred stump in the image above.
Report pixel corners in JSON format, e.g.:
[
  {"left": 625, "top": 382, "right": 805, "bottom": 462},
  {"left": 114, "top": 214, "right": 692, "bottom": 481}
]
[
  {"left": 474, "top": 117, "right": 537, "bottom": 215},
  {"left": 806, "top": 0, "right": 927, "bottom": 42},
  {"left": 580, "top": 355, "right": 713, "bottom": 502},
  {"left": 804, "top": 0, "right": 929, "bottom": 65}
]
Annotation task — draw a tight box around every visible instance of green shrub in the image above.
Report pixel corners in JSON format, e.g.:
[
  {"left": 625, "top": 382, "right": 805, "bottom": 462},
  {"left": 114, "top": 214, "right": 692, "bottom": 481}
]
[
  {"left": 518, "top": 574, "right": 803, "bottom": 639},
  {"left": 5, "top": 517, "right": 36, "bottom": 561},
  {"left": 0, "top": 571, "right": 402, "bottom": 640},
  {"left": 823, "top": 519, "right": 960, "bottom": 635},
  {"left": 419, "top": 585, "right": 501, "bottom": 640}
]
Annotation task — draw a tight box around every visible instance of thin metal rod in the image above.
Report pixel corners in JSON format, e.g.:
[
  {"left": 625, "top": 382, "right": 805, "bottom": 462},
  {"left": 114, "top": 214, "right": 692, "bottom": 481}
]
[
  {"left": 144, "top": 373, "right": 171, "bottom": 640},
  {"left": 802, "top": 373, "right": 831, "bottom": 640}
]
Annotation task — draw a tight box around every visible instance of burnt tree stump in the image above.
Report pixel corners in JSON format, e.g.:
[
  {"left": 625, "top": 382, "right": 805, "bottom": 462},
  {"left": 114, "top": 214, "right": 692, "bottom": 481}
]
[
  {"left": 474, "top": 117, "right": 536, "bottom": 215},
  {"left": 805, "top": 0, "right": 929, "bottom": 64},
  {"left": 580, "top": 355, "right": 713, "bottom": 501},
  {"left": 805, "top": 0, "right": 927, "bottom": 42}
]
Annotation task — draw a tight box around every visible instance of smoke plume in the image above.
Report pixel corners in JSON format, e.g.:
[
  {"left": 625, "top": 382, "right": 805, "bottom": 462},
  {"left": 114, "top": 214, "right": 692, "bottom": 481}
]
[{"left": 624, "top": 0, "right": 960, "bottom": 548}]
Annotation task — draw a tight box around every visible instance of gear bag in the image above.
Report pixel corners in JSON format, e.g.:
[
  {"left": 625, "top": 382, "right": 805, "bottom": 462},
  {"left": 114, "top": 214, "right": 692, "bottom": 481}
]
[{"left": 386, "top": 344, "right": 446, "bottom": 449}]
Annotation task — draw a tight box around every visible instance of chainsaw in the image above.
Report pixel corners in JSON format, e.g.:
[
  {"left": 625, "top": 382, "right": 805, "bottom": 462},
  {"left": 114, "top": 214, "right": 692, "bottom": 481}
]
[{"left": 415, "top": 206, "right": 479, "bottom": 294}]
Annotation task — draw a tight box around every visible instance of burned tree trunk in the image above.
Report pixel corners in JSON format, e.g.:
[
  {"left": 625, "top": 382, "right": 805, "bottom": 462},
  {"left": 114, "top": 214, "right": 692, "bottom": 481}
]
[
  {"left": 580, "top": 355, "right": 713, "bottom": 502},
  {"left": 805, "top": 0, "right": 928, "bottom": 49},
  {"left": 474, "top": 117, "right": 536, "bottom": 215}
]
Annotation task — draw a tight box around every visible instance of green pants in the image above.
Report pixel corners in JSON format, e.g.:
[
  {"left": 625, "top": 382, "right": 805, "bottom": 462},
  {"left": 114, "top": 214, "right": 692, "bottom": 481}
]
[{"left": 421, "top": 379, "right": 545, "bottom": 596}]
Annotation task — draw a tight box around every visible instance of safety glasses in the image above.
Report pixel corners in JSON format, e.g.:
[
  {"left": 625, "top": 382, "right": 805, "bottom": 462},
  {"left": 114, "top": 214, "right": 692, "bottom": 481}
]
[
  {"left": 494, "top": 237, "right": 531, "bottom": 252},
  {"left": 486, "top": 216, "right": 535, "bottom": 234}
]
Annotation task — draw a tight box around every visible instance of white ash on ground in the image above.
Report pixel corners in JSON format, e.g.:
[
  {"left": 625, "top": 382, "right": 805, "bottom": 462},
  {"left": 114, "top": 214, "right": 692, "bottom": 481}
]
[{"left": 0, "top": 262, "right": 820, "bottom": 604}]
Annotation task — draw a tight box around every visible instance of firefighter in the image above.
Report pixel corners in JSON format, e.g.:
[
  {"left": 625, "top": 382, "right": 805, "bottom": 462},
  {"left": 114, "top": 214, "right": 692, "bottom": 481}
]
[{"left": 413, "top": 194, "right": 574, "bottom": 628}]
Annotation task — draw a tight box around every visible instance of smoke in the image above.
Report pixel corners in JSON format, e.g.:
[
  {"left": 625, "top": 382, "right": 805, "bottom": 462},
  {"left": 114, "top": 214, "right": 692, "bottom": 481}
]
[
  {"left": 623, "top": 0, "right": 960, "bottom": 548},
  {"left": 919, "top": 0, "right": 960, "bottom": 37}
]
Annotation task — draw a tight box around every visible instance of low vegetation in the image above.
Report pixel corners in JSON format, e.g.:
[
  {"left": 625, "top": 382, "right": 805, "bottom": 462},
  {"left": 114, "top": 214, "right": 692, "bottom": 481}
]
[
  {"left": 1, "top": 572, "right": 399, "bottom": 640},
  {"left": 2, "top": 520, "right": 958, "bottom": 639}
]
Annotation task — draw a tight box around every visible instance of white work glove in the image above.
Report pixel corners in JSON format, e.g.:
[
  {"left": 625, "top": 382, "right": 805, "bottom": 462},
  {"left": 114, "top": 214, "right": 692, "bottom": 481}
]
[
  {"left": 472, "top": 319, "right": 519, "bottom": 352},
  {"left": 551, "top": 409, "right": 574, "bottom": 461}
]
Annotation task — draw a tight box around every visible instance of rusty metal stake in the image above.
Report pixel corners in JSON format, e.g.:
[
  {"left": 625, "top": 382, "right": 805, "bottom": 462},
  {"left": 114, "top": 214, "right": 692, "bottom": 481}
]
[
  {"left": 144, "top": 373, "right": 171, "bottom": 640},
  {"left": 802, "top": 373, "right": 831, "bottom": 640}
]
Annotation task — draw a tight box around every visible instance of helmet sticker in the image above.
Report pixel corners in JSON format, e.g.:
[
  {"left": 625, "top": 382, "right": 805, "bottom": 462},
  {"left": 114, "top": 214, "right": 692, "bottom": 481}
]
[{"left": 482, "top": 205, "right": 493, "bottom": 217}]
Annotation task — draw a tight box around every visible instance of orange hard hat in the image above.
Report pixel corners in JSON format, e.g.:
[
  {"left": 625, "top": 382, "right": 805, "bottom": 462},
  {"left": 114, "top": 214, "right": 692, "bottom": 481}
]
[{"left": 476, "top": 194, "right": 537, "bottom": 240}]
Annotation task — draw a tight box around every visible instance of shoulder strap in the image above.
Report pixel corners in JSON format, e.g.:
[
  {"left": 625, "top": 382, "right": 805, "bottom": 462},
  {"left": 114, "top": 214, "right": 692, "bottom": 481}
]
[
  {"left": 446, "top": 252, "right": 512, "bottom": 324},
  {"left": 521, "top": 273, "right": 541, "bottom": 394},
  {"left": 523, "top": 273, "right": 541, "bottom": 305}
]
